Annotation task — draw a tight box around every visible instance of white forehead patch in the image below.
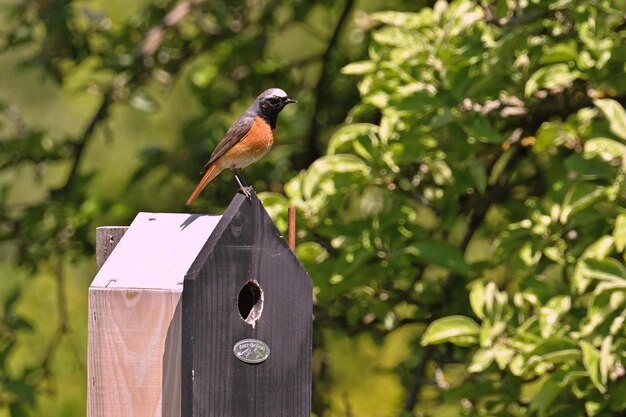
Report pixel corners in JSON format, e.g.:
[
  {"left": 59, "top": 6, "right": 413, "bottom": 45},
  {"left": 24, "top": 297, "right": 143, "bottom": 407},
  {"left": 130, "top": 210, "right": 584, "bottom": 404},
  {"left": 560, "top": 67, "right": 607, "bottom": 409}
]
[{"left": 266, "top": 88, "right": 288, "bottom": 98}]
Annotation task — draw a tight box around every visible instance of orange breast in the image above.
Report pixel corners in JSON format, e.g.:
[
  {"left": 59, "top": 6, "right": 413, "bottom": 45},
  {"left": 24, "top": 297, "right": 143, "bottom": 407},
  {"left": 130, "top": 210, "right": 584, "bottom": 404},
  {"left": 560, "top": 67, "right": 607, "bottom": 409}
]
[{"left": 219, "top": 116, "right": 275, "bottom": 169}]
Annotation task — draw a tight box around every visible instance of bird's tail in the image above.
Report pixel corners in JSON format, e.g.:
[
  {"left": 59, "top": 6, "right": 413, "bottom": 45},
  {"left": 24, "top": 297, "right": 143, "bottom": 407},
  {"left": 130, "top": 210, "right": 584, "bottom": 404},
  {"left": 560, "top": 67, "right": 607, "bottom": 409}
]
[{"left": 186, "top": 164, "right": 222, "bottom": 205}]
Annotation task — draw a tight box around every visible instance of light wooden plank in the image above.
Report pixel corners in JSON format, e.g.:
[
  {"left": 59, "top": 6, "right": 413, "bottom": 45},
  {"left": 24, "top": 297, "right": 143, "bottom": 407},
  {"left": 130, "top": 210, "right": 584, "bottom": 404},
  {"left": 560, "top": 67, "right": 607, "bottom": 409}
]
[{"left": 87, "top": 288, "right": 181, "bottom": 417}]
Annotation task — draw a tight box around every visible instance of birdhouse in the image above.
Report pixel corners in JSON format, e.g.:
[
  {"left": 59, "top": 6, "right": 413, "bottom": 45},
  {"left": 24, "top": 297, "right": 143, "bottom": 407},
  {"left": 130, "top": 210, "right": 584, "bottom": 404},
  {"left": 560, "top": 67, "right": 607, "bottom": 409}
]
[{"left": 87, "top": 192, "right": 312, "bottom": 417}]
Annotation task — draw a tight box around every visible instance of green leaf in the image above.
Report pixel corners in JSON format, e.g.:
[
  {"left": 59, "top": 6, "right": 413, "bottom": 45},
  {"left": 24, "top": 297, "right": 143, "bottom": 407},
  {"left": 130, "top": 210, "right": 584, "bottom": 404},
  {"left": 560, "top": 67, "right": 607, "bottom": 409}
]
[
  {"left": 559, "top": 184, "right": 608, "bottom": 223},
  {"left": 586, "top": 258, "right": 626, "bottom": 282},
  {"left": 429, "top": 159, "right": 453, "bottom": 186},
  {"left": 538, "top": 295, "right": 571, "bottom": 338},
  {"left": 468, "top": 347, "right": 494, "bottom": 373},
  {"left": 528, "top": 337, "right": 579, "bottom": 356},
  {"left": 580, "top": 340, "right": 606, "bottom": 393},
  {"left": 599, "top": 336, "right": 613, "bottom": 388},
  {"left": 372, "top": 26, "right": 416, "bottom": 47},
  {"left": 526, "top": 337, "right": 580, "bottom": 370},
  {"left": 585, "top": 400, "right": 603, "bottom": 417},
  {"left": 534, "top": 120, "right": 574, "bottom": 152},
  {"left": 582, "top": 284, "right": 626, "bottom": 335},
  {"left": 525, "top": 64, "right": 583, "bottom": 97},
  {"left": 463, "top": 117, "right": 504, "bottom": 144},
  {"left": 509, "top": 354, "right": 526, "bottom": 376},
  {"left": 564, "top": 154, "right": 617, "bottom": 180},
  {"left": 488, "top": 148, "right": 515, "bottom": 185},
  {"left": 594, "top": 99, "right": 626, "bottom": 141},
  {"left": 327, "top": 123, "right": 379, "bottom": 158},
  {"left": 341, "top": 61, "right": 376, "bottom": 75},
  {"left": 466, "top": 157, "right": 487, "bottom": 193},
  {"left": 479, "top": 320, "right": 506, "bottom": 347},
  {"left": 482, "top": 281, "right": 509, "bottom": 320},
  {"left": 529, "top": 373, "right": 565, "bottom": 417},
  {"left": 614, "top": 213, "right": 626, "bottom": 252},
  {"left": 582, "top": 235, "right": 615, "bottom": 260},
  {"left": 405, "top": 240, "right": 471, "bottom": 276},
  {"left": 493, "top": 343, "right": 515, "bottom": 370},
  {"left": 421, "top": 315, "right": 479, "bottom": 346},
  {"left": 541, "top": 40, "right": 578, "bottom": 64},
  {"left": 469, "top": 280, "right": 486, "bottom": 320},
  {"left": 296, "top": 242, "right": 329, "bottom": 264},
  {"left": 302, "top": 154, "right": 371, "bottom": 199},
  {"left": 584, "top": 137, "right": 626, "bottom": 164},
  {"left": 573, "top": 256, "right": 626, "bottom": 294},
  {"left": 610, "top": 307, "right": 626, "bottom": 335}
]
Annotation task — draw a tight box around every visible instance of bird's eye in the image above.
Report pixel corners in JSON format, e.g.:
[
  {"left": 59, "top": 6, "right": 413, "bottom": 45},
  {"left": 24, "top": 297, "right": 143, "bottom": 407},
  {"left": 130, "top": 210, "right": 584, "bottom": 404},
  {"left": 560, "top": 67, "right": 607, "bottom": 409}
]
[{"left": 268, "top": 97, "right": 279, "bottom": 104}]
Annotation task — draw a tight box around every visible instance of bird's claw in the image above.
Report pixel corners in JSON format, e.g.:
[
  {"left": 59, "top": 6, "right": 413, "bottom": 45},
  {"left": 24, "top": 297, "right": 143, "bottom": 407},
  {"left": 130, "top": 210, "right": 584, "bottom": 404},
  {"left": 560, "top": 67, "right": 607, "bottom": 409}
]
[{"left": 240, "top": 186, "right": 253, "bottom": 199}]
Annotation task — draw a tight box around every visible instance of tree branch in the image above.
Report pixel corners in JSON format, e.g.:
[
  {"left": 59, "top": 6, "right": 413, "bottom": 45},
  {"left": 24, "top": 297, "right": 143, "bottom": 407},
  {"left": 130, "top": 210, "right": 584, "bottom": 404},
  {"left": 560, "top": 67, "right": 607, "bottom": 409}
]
[
  {"left": 403, "top": 346, "right": 434, "bottom": 411},
  {"left": 305, "top": 0, "right": 354, "bottom": 166},
  {"left": 138, "top": 0, "right": 205, "bottom": 58},
  {"left": 56, "top": 93, "right": 112, "bottom": 194}
]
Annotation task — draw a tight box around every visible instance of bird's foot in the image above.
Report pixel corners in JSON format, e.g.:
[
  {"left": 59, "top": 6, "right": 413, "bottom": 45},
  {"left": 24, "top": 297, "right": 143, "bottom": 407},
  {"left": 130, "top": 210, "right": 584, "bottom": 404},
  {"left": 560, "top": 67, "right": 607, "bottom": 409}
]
[{"left": 239, "top": 185, "right": 254, "bottom": 199}]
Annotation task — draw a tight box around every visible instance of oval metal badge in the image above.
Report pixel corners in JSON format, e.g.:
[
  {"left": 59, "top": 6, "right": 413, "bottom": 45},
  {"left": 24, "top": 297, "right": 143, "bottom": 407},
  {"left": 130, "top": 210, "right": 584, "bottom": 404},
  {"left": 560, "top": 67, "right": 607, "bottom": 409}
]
[{"left": 233, "top": 339, "right": 270, "bottom": 364}]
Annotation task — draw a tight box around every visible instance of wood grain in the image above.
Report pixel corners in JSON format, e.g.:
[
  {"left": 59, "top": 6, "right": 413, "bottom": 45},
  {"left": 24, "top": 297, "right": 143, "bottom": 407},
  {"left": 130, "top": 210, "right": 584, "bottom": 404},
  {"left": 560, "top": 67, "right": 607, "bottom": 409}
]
[{"left": 87, "top": 288, "right": 181, "bottom": 417}]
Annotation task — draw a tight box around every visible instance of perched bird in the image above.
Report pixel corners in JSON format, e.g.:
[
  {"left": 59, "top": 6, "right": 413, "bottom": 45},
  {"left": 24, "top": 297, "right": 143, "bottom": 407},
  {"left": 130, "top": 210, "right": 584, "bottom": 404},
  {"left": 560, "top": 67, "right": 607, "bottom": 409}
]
[{"left": 186, "top": 88, "right": 297, "bottom": 205}]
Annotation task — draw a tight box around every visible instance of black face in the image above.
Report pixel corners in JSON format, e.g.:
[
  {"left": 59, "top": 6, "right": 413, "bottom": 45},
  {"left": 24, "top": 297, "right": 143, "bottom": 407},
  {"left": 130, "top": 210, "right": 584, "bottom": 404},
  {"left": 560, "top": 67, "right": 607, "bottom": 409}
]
[
  {"left": 259, "top": 95, "right": 296, "bottom": 113},
  {"left": 255, "top": 91, "right": 297, "bottom": 128}
]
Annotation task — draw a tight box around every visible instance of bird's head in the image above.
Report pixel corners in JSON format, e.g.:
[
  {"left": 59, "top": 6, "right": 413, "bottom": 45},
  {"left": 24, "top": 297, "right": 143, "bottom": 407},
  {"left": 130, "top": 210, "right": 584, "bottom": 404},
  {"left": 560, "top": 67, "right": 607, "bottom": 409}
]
[{"left": 255, "top": 88, "right": 297, "bottom": 121}]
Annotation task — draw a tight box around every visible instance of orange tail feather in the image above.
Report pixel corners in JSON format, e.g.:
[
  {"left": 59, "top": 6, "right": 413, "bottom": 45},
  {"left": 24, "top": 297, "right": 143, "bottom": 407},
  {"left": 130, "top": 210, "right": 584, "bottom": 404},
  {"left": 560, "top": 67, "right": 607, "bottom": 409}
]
[{"left": 186, "top": 164, "right": 222, "bottom": 205}]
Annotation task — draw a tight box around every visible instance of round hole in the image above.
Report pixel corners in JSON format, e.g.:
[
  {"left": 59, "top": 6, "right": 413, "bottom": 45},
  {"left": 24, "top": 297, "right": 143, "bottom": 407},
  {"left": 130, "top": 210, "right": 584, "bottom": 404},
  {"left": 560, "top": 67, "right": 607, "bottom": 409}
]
[{"left": 238, "top": 280, "right": 263, "bottom": 327}]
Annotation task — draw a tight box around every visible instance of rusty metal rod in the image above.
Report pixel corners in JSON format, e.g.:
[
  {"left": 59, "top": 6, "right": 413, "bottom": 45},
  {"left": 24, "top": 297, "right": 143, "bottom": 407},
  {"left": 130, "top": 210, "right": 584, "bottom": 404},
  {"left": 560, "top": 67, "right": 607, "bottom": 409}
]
[{"left": 288, "top": 205, "right": 296, "bottom": 252}]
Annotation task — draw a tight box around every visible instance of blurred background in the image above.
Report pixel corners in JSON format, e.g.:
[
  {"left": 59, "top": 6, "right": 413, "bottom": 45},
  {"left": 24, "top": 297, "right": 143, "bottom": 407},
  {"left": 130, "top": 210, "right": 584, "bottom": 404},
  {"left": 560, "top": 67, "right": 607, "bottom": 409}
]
[{"left": 1, "top": 0, "right": 626, "bottom": 416}]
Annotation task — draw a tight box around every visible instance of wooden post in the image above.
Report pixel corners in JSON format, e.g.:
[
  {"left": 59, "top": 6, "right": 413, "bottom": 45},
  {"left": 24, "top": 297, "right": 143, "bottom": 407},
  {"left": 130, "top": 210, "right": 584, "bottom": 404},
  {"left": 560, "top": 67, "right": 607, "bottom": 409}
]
[{"left": 96, "top": 226, "right": 128, "bottom": 270}]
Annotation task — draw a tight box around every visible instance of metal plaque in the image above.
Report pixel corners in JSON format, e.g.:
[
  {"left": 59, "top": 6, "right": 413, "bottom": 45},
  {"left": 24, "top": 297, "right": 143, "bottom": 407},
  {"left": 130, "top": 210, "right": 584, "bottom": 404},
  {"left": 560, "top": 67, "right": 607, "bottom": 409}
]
[{"left": 233, "top": 339, "right": 270, "bottom": 364}]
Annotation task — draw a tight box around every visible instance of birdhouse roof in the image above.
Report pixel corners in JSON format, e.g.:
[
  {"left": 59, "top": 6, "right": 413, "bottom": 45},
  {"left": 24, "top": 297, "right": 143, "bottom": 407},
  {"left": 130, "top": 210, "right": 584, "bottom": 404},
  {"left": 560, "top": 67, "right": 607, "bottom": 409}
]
[{"left": 91, "top": 212, "right": 222, "bottom": 290}]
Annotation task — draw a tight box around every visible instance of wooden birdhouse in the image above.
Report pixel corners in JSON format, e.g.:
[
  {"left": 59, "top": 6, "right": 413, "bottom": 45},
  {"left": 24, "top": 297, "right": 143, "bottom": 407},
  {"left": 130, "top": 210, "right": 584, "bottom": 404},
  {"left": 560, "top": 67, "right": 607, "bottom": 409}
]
[{"left": 87, "top": 192, "right": 312, "bottom": 417}]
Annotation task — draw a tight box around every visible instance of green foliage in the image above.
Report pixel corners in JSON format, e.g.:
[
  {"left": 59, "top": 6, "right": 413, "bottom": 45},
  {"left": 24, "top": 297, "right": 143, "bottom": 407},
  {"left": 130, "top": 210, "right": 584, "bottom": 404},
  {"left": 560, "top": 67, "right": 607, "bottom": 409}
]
[
  {"left": 260, "top": 0, "right": 626, "bottom": 415},
  {"left": 3, "top": 0, "right": 626, "bottom": 416},
  {"left": 0, "top": 288, "right": 35, "bottom": 416}
]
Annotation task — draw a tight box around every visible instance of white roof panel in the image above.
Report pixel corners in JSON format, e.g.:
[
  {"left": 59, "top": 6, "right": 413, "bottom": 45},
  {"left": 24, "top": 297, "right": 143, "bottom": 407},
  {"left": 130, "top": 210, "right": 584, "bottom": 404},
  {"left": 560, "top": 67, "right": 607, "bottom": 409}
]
[{"left": 91, "top": 212, "right": 222, "bottom": 290}]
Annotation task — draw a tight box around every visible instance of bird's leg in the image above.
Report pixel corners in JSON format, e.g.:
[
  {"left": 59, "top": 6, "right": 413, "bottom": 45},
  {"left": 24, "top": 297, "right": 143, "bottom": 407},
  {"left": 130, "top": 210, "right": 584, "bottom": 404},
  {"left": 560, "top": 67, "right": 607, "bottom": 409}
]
[{"left": 233, "top": 169, "right": 253, "bottom": 198}]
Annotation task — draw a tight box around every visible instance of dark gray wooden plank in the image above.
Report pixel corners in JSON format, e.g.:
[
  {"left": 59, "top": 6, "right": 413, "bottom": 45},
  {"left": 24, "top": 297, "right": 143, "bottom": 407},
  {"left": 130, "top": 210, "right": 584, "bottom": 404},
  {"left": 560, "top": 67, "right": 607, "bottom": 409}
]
[{"left": 182, "top": 190, "right": 312, "bottom": 417}]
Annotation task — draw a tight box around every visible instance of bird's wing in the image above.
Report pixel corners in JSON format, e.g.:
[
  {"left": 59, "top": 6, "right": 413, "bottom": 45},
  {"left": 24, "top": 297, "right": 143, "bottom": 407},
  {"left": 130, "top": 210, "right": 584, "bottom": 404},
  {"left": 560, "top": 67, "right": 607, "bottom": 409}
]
[{"left": 200, "top": 113, "right": 255, "bottom": 174}]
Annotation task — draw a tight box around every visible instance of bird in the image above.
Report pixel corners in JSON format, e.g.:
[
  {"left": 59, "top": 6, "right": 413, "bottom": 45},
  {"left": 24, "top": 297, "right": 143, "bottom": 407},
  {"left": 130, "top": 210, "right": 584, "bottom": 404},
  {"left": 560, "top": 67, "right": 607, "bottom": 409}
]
[{"left": 186, "top": 88, "right": 297, "bottom": 205}]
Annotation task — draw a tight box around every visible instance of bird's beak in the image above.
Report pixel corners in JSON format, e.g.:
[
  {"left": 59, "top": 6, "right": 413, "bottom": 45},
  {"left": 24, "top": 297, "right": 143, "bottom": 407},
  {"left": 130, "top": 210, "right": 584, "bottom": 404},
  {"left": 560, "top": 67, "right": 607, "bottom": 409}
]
[{"left": 285, "top": 97, "right": 298, "bottom": 104}]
